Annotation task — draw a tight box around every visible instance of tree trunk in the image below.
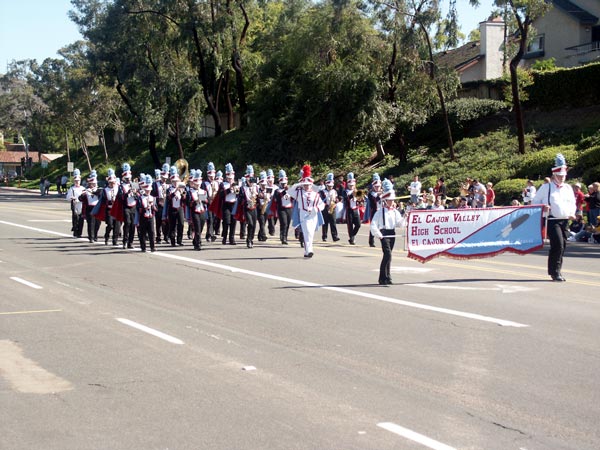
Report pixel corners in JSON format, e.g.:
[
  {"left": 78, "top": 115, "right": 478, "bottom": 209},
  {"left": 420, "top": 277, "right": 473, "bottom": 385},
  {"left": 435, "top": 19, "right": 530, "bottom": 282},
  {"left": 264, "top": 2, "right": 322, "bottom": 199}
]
[
  {"left": 422, "top": 25, "right": 455, "bottom": 160},
  {"left": 79, "top": 136, "right": 92, "bottom": 172},
  {"left": 65, "top": 128, "right": 70, "bottom": 162},
  {"left": 376, "top": 140, "right": 386, "bottom": 159},
  {"left": 508, "top": 4, "right": 529, "bottom": 155},
  {"left": 148, "top": 131, "right": 160, "bottom": 167},
  {"left": 224, "top": 71, "right": 235, "bottom": 130},
  {"left": 100, "top": 130, "right": 109, "bottom": 164},
  {"left": 174, "top": 114, "right": 184, "bottom": 159},
  {"left": 192, "top": 26, "right": 223, "bottom": 137}
]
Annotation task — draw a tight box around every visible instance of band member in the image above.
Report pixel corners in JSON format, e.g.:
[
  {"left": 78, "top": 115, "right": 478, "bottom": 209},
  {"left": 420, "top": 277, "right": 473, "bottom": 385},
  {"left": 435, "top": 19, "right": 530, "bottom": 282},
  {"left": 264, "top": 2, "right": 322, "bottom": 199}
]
[
  {"left": 266, "top": 169, "right": 277, "bottom": 236},
  {"left": 533, "top": 153, "right": 576, "bottom": 282},
  {"left": 79, "top": 170, "right": 101, "bottom": 243},
  {"left": 189, "top": 169, "right": 208, "bottom": 251},
  {"left": 95, "top": 168, "right": 120, "bottom": 246},
  {"left": 151, "top": 164, "right": 169, "bottom": 244},
  {"left": 239, "top": 165, "right": 259, "bottom": 248},
  {"left": 164, "top": 165, "right": 186, "bottom": 246},
  {"left": 370, "top": 179, "right": 406, "bottom": 285},
  {"left": 256, "top": 171, "right": 270, "bottom": 242},
  {"left": 66, "top": 168, "right": 85, "bottom": 238},
  {"left": 117, "top": 163, "right": 137, "bottom": 249},
  {"left": 270, "top": 170, "right": 294, "bottom": 245},
  {"left": 136, "top": 175, "right": 156, "bottom": 253},
  {"left": 342, "top": 172, "right": 361, "bottom": 245},
  {"left": 239, "top": 165, "right": 255, "bottom": 241},
  {"left": 290, "top": 165, "right": 324, "bottom": 258},
  {"left": 202, "top": 161, "right": 219, "bottom": 242},
  {"left": 210, "top": 163, "right": 239, "bottom": 245},
  {"left": 365, "top": 173, "right": 383, "bottom": 247},
  {"left": 213, "top": 170, "right": 223, "bottom": 236},
  {"left": 319, "top": 172, "right": 339, "bottom": 242}
]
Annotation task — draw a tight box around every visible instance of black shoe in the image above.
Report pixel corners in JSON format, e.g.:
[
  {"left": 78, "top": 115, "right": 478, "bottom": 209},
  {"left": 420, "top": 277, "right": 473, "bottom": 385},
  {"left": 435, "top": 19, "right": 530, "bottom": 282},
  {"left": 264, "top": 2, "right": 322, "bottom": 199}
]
[
  {"left": 105, "top": 238, "right": 109, "bottom": 245},
  {"left": 177, "top": 242, "right": 184, "bottom": 246},
  {"left": 552, "top": 275, "right": 566, "bottom": 282},
  {"left": 282, "top": 240, "right": 288, "bottom": 245},
  {"left": 211, "top": 236, "right": 217, "bottom": 242},
  {"left": 348, "top": 239, "right": 355, "bottom": 245},
  {"left": 122, "top": 243, "right": 126, "bottom": 249},
  {"left": 308, "top": 252, "right": 313, "bottom": 258},
  {"left": 150, "top": 248, "right": 156, "bottom": 252},
  {"left": 386, "top": 279, "right": 393, "bottom": 285},
  {"left": 378, "top": 280, "right": 387, "bottom": 286},
  {"left": 141, "top": 249, "right": 146, "bottom": 253},
  {"left": 333, "top": 237, "right": 340, "bottom": 242},
  {"left": 322, "top": 237, "right": 327, "bottom": 242},
  {"left": 369, "top": 243, "right": 376, "bottom": 248},
  {"left": 230, "top": 240, "right": 237, "bottom": 245},
  {"left": 127, "top": 243, "right": 134, "bottom": 249},
  {"left": 156, "top": 238, "right": 161, "bottom": 244},
  {"left": 222, "top": 238, "right": 227, "bottom": 245}
]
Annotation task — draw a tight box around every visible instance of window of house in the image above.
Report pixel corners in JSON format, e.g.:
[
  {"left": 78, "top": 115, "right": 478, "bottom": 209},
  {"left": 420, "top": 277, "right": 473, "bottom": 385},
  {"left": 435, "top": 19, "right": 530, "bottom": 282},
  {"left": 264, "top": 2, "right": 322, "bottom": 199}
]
[
  {"left": 527, "top": 35, "right": 545, "bottom": 53},
  {"left": 592, "top": 26, "right": 600, "bottom": 43}
]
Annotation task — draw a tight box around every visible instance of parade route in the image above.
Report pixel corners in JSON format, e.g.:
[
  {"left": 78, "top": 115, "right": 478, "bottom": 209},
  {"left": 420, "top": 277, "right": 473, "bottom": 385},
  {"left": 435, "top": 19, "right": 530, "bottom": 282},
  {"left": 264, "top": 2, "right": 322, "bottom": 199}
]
[{"left": 1, "top": 189, "right": 600, "bottom": 449}]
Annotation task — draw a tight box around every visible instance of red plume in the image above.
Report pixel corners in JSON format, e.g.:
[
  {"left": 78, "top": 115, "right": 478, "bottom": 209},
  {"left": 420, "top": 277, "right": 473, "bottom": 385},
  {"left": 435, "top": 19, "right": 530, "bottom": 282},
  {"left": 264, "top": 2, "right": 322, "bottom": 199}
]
[{"left": 302, "top": 164, "right": 311, "bottom": 179}]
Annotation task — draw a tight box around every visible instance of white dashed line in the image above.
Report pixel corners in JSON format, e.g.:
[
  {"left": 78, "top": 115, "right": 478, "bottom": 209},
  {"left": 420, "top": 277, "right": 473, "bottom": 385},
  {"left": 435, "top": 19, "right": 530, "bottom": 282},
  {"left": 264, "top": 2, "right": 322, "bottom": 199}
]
[
  {"left": 10, "top": 277, "right": 43, "bottom": 290},
  {"left": 377, "top": 422, "right": 456, "bottom": 450},
  {"left": 116, "top": 318, "right": 184, "bottom": 345}
]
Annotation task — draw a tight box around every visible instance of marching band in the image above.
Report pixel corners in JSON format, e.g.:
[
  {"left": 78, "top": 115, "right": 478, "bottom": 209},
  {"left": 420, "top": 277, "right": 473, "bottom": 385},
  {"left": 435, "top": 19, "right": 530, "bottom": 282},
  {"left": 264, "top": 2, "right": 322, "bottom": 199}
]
[{"left": 66, "top": 162, "right": 392, "bottom": 258}]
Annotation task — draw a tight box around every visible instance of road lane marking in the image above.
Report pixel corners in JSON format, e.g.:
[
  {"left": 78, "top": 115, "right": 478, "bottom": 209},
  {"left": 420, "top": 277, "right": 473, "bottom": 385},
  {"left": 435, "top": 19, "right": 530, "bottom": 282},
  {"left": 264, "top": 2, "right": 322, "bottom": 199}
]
[
  {"left": 0, "top": 220, "right": 72, "bottom": 237},
  {"left": 116, "top": 318, "right": 184, "bottom": 345},
  {"left": 377, "top": 422, "right": 456, "bottom": 450},
  {"left": 27, "top": 219, "right": 71, "bottom": 223},
  {"left": 0, "top": 309, "right": 62, "bottom": 316},
  {"left": 10, "top": 277, "right": 43, "bottom": 289},
  {"left": 153, "top": 252, "right": 528, "bottom": 327},
  {"left": 0, "top": 340, "right": 73, "bottom": 394},
  {"left": 407, "top": 283, "right": 537, "bottom": 294}
]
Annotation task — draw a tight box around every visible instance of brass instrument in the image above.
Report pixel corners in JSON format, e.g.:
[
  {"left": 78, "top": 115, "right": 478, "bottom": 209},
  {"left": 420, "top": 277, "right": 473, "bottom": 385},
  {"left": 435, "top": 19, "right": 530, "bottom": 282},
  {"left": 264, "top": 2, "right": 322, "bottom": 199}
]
[
  {"left": 327, "top": 189, "right": 337, "bottom": 215},
  {"left": 175, "top": 158, "right": 189, "bottom": 184},
  {"left": 355, "top": 189, "right": 366, "bottom": 202}
]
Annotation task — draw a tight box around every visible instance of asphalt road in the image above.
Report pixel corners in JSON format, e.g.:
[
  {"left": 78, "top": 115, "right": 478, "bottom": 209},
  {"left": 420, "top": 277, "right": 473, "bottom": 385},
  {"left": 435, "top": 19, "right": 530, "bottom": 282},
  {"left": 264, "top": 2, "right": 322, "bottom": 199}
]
[{"left": 1, "top": 187, "right": 599, "bottom": 450}]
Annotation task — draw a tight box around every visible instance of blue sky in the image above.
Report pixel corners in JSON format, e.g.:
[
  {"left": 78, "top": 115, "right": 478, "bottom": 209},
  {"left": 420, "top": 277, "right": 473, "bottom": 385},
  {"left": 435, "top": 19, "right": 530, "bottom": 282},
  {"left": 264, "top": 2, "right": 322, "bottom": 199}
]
[{"left": 0, "top": 0, "right": 495, "bottom": 74}]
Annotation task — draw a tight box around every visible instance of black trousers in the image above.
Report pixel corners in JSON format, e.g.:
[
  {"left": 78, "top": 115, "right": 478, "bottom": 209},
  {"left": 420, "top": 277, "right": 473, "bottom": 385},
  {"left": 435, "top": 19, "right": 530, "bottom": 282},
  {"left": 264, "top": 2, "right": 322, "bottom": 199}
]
[
  {"left": 85, "top": 210, "right": 100, "bottom": 242},
  {"left": 123, "top": 207, "right": 136, "bottom": 246},
  {"left": 346, "top": 209, "right": 361, "bottom": 241},
  {"left": 104, "top": 213, "right": 120, "bottom": 245},
  {"left": 547, "top": 218, "right": 568, "bottom": 278},
  {"left": 221, "top": 202, "right": 237, "bottom": 243},
  {"left": 245, "top": 208, "right": 257, "bottom": 244},
  {"left": 168, "top": 207, "right": 185, "bottom": 245},
  {"left": 138, "top": 216, "right": 155, "bottom": 252},
  {"left": 191, "top": 212, "right": 206, "bottom": 249},
  {"left": 205, "top": 210, "right": 216, "bottom": 240},
  {"left": 321, "top": 209, "right": 338, "bottom": 240},
  {"left": 379, "top": 229, "right": 395, "bottom": 283},
  {"left": 155, "top": 203, "right": 167, "bottom": 241},
  {"left": 278, "top": 208, "right": 292, "bottom": 243},
  {"left": 257, "top": 210, "right": 268, "bottom": 241},
  {"left": 71, "top": 208, "right": 84, "bottom": 238}
]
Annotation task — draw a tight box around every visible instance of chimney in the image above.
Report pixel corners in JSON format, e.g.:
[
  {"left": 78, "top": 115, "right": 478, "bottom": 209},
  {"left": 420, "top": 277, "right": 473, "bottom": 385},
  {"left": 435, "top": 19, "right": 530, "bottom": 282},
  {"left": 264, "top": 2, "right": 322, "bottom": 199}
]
[{"left": 479, "top": 16, "right": 505, "bottom": 79}]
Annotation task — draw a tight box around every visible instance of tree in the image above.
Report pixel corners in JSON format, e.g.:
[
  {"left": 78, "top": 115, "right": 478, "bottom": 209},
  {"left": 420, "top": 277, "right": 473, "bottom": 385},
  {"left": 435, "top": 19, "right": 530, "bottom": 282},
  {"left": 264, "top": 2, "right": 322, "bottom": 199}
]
[{"left": 497, "top": 0, "right": 550, "bottom": 154}]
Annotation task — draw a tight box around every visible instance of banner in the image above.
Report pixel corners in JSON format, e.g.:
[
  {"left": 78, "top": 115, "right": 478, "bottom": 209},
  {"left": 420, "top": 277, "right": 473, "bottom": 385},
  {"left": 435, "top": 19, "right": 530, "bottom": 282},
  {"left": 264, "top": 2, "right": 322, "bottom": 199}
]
[{"left": 406, "top": 206, "right": 544, "bottom": 263}]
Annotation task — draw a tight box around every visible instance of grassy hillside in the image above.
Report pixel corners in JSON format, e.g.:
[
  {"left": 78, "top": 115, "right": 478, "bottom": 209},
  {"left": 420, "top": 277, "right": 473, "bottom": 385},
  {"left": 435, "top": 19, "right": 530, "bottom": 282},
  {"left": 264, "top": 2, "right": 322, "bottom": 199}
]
[{"left": 17, "top": 105, "right": 600, "bottom": 206}]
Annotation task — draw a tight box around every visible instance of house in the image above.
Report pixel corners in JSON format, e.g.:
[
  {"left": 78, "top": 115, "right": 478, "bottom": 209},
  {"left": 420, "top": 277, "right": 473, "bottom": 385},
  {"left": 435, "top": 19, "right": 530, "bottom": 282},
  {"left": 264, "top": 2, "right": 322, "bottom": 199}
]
[
  {"left": 436, "top": 17, "right": 505, "bottom": 84},
  {"left": 525, "top": 0, "right": 600, "bottom": 67}
]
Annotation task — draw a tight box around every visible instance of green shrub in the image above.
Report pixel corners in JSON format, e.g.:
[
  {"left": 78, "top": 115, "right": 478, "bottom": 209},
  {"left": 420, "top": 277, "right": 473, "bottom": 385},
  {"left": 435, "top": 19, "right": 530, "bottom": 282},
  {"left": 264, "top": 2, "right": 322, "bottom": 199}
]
[
  {"left": 493, "top": 178, "right": 533, "bottom": 206},
  {"left": 526, "top": 62, "right": 600, "bottom": 109},
  {"left": 577, "top": 130, "right": 600, "bottom": 150},
  {"left": 446, "top": 98, "right": 507, "bottom": 127},
  {"left": 514, "top": 146, "right": 578, "bottom": 179},
  {"left": 575, "top": 145, "right": 600, "bottom": 183}
]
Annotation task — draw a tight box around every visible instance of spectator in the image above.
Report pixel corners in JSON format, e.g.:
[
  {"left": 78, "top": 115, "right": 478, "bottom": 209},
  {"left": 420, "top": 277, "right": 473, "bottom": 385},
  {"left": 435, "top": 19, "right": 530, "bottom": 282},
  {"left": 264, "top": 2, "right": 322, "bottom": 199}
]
[
  {"left": 568, "top": 214, "right": 585, "bottom": 237},
  {"left": 511, "top": 199, "right": 521, "bottom": 206},
  {"left": 56, "top": 175, "right": 62, "bottom": 195},
  {"left": 61, "top": 174, "right": 68, "bottom": 194},
  {"left": 409, "top": 175, "right": 421, "bottom": 204},
  {"left": 522, "top": 180, "right": 536, "bottom": 205},
  {"left": 39, "top": 177, "right": 46, "bottom": 196},
  {"left": 472, "top": 179, "right": 487, "bottom": 208},
  {"left": 585, "top": 182, "right": 600, "bottom": 226},
  {"left": 485, "top": 182, "right": 495, "bottom": 207},
  {"left": 434, "top": 177, "right": 447, "bottom": 202},
  {"left": 44, "top": 178, "right": 51, "bottom": 195},
  {"left": 572, "top": 182, "right": 585, "bottom": 216},
  {"left": 458, "top": 196, "right": 470, "bottom": 209}
]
